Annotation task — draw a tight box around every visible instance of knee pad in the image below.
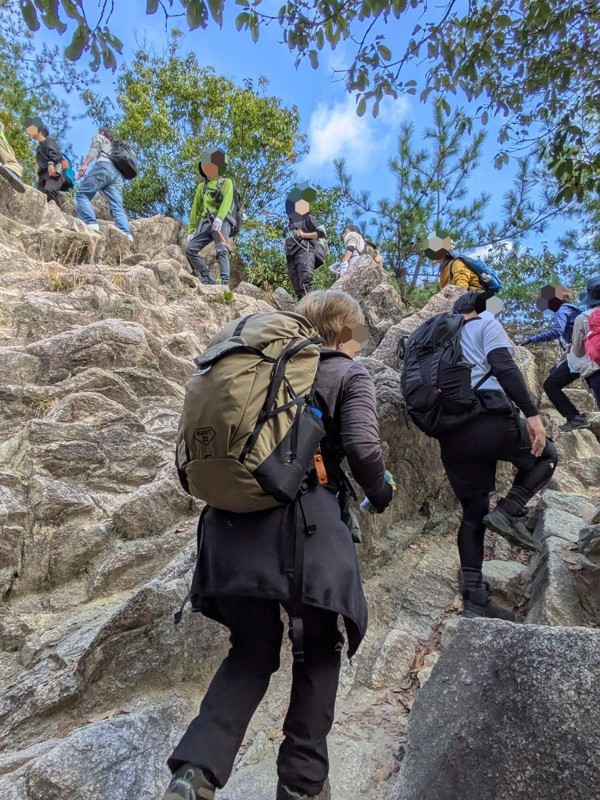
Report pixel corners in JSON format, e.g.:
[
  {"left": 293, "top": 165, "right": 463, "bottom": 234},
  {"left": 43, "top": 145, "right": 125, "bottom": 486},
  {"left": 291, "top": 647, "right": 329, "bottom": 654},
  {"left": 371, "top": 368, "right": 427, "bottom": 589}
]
[{"left": 514, "top": 441, "right": 558, "bottom": 498}]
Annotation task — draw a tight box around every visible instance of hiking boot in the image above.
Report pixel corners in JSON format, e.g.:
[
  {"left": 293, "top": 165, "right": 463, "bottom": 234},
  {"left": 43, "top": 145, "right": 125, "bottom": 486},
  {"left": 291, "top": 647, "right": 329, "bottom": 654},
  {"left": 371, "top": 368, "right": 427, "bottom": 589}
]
[
  {"left": 0, "top": 164, "right": 26, "bottom": 193},
  {"left": 559, "top": 414, "right": 590, "bottom": 432},
  {"left": 483, "top": 505, "right": 540, "bottom": 552},
  {"left": 462, "top": 583, "right": 516, "bottom": 622},
  {"left": 162, "top": 765, "right": 215, "bottom": 800},
  {"left": 276, "top": 778, "right": 331, "bottom": 800}
]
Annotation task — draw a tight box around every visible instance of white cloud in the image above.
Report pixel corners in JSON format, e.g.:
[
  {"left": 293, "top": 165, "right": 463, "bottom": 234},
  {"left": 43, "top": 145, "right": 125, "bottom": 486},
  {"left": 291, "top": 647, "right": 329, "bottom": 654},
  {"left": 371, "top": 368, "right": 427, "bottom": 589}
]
[{"left": 301, "top": 93, "right": 410, "bottom": 173}]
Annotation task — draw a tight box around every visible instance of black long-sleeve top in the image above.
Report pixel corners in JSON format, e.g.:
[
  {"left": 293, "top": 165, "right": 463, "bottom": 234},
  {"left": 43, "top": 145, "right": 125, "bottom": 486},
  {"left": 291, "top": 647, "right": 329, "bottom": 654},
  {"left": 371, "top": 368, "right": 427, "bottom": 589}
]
[{"left": 35, "top": 137, "right": 62, "bottom": 176}]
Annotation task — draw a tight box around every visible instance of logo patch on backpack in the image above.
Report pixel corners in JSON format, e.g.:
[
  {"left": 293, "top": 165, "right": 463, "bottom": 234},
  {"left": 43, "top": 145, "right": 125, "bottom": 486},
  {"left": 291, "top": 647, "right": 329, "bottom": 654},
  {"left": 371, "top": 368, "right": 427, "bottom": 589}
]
[{"left": 195, "top": 427, "right": 216, "bottom": 446}]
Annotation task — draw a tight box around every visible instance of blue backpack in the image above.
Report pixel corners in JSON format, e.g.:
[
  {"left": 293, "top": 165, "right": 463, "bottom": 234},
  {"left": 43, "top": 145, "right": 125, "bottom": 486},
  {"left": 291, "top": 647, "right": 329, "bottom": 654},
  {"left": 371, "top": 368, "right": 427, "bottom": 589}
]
[
  {"left": 60, "top": 154, "right": 76, "bottom": 191},
  {"left": 454, "top": 254, "right": 503, "bottom": 294}
]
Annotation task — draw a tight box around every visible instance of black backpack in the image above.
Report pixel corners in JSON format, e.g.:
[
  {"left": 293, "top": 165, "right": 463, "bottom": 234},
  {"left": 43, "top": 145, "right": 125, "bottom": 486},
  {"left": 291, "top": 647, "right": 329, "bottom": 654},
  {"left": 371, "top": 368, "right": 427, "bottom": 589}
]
[
  {"left": 108, "top": 140, "right": 139, "bottom": 180},
  {"left": 400, "top": 313, "right": 490, "bottom": 438},
  {"left": 204, "top": 177, "right": 244, "bottom": 237}
]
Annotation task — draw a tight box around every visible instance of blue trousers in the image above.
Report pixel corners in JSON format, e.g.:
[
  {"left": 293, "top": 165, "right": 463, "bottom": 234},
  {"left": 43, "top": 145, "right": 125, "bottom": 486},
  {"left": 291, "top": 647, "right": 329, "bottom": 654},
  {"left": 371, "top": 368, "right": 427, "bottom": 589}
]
[{"left": 74, "top": 160, "right": 131, "bottom": 235}]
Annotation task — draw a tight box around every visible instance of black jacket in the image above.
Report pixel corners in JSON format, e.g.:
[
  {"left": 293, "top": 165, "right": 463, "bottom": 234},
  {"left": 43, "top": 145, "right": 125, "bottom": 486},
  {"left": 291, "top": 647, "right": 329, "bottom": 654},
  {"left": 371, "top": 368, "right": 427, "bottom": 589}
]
[
  {"left": 191, "top": 351, "right": 392, "bottom": 656},
  {"left": 35, "top": 136, "right": 62, "bottom": 176}
]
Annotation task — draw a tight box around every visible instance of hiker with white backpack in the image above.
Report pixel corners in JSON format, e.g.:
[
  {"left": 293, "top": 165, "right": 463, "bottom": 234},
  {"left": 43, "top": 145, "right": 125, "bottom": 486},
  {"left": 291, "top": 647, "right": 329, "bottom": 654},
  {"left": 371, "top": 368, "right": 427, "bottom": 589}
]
[{"left": 163, "top": 291, "right": 394, "bottom": 800}]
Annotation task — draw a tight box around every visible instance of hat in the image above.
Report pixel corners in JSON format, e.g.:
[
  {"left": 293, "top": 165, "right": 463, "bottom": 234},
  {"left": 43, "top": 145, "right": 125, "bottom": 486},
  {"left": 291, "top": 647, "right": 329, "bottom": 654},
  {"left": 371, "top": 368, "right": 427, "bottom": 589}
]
[{"left": 580, "top": 275, "right": 600, "bottom": 308}]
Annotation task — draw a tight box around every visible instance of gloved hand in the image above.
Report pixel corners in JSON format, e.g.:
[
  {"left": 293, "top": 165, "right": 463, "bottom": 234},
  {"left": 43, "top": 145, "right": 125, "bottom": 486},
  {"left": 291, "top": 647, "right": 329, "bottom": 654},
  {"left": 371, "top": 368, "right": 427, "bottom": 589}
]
[
  {"left": 186, "top": 233, "right": 193, "bottom": 244},
  {"left": 515, "top": 337, "right": 531, "bottom": 347},
  {"left": 360, "top": 470, "right": 396, "bottom": 515},
  {"left": 212, "top": 217, "right": 223, "bottom": 232}
]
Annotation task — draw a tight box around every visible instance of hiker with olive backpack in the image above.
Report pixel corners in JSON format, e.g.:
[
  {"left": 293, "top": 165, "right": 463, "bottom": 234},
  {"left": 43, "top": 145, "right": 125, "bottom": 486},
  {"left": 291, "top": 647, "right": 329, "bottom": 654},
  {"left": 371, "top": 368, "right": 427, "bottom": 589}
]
[
  {"left": 163, "top": 291, "right": 394, "bottom": 800},
  {"left": 75, "top": 126, "right": 136, "bottom": 241}
]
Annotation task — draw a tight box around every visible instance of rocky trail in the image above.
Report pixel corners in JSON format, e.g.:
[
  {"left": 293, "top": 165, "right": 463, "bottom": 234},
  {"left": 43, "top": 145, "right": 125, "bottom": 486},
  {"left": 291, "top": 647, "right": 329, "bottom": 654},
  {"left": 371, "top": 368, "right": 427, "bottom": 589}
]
[{"left": 0, "top": 188, "right": 599, "bottom": 799}]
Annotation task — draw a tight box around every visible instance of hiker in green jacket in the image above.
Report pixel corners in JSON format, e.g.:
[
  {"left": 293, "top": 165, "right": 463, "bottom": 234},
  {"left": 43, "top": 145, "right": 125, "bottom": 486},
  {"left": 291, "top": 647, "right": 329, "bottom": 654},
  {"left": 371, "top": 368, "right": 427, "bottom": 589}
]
[
  {"left": 0, "top": 120, "right": 25, "bottom": 193},
  {"left": 186, "top": 149, "right": 234, "bottom": 286}
]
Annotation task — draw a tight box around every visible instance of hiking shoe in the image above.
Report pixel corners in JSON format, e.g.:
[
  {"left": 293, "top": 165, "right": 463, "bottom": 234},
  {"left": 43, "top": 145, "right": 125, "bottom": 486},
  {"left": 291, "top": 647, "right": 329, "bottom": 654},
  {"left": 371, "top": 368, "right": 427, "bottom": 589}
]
[
  {"left": 483, "top": 505, "right": 540, "bottom": 552},
  {"left": 559, "top": 414, "right": 590, "bottom": 432},
  {"left": 0, "top": 164, "right": 26, "bottom": 193},
  {"left": 277, "top": 778, "right": 331, "bottom": 800},
  {"left": 162, "top": 765, "right": 215, "bottom": 800},
  {"left": 462, "top": 583, "right": 516, "bottom": 622}
]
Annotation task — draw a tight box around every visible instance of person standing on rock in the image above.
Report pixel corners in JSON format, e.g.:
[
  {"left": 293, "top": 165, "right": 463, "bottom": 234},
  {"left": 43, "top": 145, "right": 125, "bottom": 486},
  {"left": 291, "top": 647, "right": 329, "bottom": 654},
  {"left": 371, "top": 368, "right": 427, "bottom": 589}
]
[
  {"left": 162, "top": 291, "right": 393, "bottom": 800},
  {"left": 186, "top": 149, "right": 234, "bottom": 286},
  {"left": 438, "top": 291, "right": 558, "bottom": 620},
  {"left": 74, "top": 127, "right": 134, "bottom": 241},
  {"left": 25, "top": 117, "right": 65, "bottom": 205},
  {"left": 517, "top": 288, "right": 592, "bottom": 432},
  {"left": 0, "top": 120, "right": 26, "bottom": 193},
  {"left": 568, "top": 276, "right": 600, "bottom": 412},
  {"left": 284, "top": 184, "right": 328, "bottom": 299}
]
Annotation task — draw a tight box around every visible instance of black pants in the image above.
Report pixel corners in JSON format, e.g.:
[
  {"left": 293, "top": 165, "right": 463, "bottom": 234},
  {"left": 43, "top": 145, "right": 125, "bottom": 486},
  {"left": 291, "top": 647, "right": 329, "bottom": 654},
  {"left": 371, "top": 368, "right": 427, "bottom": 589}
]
[
  {"left": 37, "top": 173, "right": 64, "bottom": 203},
  {"left": 440, "top": 412, "right": 558, "bottom": 572},
  {"left": 168, "top": 597, "right": 342, "bottom": 796},
  {"left": 543, "top": 359, "right": 582, "bottom": 420},
  {"left": 287, "top": 248, "right": 316, "bottom": 299}
]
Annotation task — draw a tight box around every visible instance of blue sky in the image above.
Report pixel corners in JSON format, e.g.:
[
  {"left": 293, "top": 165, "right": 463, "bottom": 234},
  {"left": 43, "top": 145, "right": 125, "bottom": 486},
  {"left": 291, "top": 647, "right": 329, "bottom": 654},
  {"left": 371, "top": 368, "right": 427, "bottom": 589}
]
[{"left": 34, "top": 0, "right": 564, "bottom": 250}]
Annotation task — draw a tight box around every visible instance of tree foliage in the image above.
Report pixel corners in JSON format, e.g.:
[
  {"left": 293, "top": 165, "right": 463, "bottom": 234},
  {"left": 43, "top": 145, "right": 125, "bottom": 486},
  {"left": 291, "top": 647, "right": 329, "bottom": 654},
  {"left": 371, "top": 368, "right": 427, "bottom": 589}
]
[
  {"left": 0, "top": 5, "right": 92, "bottom": 180},
  {"left": 488, "top": 244, "right": 587, "bottom": 337},
  {"left": 82, "top": 33, "right": 306, "bottom": 220},
  {"left": 14, "top": 0, "right": 600, "bottom": 197},
  {"left": 336, "top": 101, "right": 568, "bottom": 297}
]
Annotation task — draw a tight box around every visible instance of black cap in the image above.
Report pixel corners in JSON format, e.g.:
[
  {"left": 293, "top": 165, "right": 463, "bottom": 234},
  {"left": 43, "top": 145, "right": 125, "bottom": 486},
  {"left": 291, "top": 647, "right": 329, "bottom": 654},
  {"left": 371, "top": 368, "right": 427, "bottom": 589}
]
[{"left": 580, "top": 275, "right": 600, "bottom": 308}]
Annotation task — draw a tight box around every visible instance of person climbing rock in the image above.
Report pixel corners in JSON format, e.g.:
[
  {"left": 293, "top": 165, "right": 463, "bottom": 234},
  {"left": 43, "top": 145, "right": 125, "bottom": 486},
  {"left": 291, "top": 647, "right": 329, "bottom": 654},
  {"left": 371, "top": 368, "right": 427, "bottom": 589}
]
[
  {"left": 75, "top": 127, "right": 134, "bottom": 241},
  {"left": 568, "top": 275, "right": 600, "bottom": 413},
  {"left": 0, "top": 120, "right": 25, "bottom": 193},
  {"left": 284, "top": 185, "right": 327, "bottom": 299},
  {"left": 437, "top": 291, "right": 558, "bottom": 620},
  {"left": 435, "top": 248, "right": 482, "bottom": 291},
  {"left": 186, "top": 149, "right": 234, "bottom": 286},
  {"left": 25, "top": 117, "right": 65, "bottom": 205},
  {"left": 162, "top": 290, "right": 393, "bottom": 800},
  {"left": 330, "top": 224, "right": 366, "bottom": 279},
  {"left": 517, "top": 289, "right": 588, "bottom": 432}
]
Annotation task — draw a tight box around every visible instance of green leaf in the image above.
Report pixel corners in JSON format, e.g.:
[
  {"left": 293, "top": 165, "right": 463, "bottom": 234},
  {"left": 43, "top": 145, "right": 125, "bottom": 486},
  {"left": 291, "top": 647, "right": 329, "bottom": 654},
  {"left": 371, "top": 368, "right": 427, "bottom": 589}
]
[
  {"left": 308, "top": 49, "right": 318, "bottom": 69},
  {"left": 207, "top": 0, "right": 224, "bottom": 26},
  {"left": 20, "top": 0, "right": 40, "bottom": 31},
  {"left": 64, "top": 26, "right": 89, "bottom": 61},
  {"left": 146, "top": 0, "right": 159, "bottom": 13},
  {"left": 185, "top": 0, "right": 208, "bottom": 30},
  {"left": 61, "top": 0, "right": 82, "bottom": 20},
  {"left": 357, "top": 97, "right": 367, "bottom": 117},
  {"left": 481, "top": 110, "right": 489, "bottom": 125},
  {"left": 378, "top": 43, "right": 392, "bottom": 61}
]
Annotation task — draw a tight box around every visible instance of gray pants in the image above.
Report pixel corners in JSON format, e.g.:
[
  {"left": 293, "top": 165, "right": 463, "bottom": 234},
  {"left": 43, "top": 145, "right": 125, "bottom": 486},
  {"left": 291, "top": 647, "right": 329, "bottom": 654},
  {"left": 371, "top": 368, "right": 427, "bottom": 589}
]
[{"left": 186, "top": 217, "right": 231, "bottom": 284}]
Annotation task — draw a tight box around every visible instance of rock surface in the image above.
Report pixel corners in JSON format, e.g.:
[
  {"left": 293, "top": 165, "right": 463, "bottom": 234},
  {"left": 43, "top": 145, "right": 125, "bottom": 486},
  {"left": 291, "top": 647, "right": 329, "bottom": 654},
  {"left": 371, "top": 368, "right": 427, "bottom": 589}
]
[
  {"left": 0, "top": 185, "right": 599, "bottom": 800},
  {"left": 393, "top": 621, "right": 600, "bottom": 800}
]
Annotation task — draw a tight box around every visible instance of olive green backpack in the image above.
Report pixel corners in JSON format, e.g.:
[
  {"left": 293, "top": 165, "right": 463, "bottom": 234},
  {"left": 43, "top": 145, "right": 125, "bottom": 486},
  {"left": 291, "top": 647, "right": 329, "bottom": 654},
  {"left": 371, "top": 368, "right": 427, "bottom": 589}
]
[{"left": 176, "top": 311, "right": 325, "bottom": 513}]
